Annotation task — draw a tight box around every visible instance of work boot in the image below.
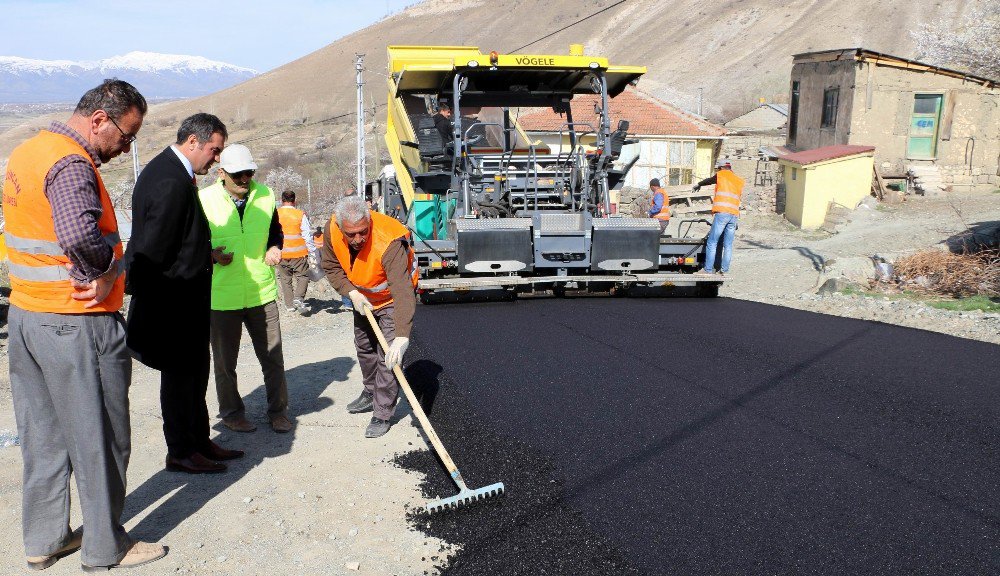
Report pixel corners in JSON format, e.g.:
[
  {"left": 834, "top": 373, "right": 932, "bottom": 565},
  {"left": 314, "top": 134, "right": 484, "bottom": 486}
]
[
  {"left": 365, "top": 417, "right": 391, "bottom": 438},
  {"left": 26, "top": 528, "right": 82, "bottom": 570},
  {"left": 293, "top": 299, "right": 309, "bottom": 315},
  {"left": 270, "top": 414, "right": 294, "bottom": 433},
  {"left": 81, "top": 540, "right": 167, "bottom": 572},
  {"left": 346, "top": 391, "right": 374, "bottom": 414},
  {"left": 222, "top": 416, "right": 257, "bottom": 433}
]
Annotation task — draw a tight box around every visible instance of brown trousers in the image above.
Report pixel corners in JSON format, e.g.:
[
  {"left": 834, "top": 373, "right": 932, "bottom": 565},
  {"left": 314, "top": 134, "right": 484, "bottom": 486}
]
[
  {"left": 276, "top": 256, "right": 310, "bottom": 308},
  {"left": 353, "top": 304, "right": 399, "bottom": 421},
  {"left": 210, "top": 300, "right": 288, "bottom": 421}
]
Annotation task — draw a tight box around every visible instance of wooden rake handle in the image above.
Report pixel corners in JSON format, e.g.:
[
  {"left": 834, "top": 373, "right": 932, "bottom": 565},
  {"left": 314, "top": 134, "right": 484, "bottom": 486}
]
[{"left": 362, "top": 307, "right": 460, "bottom": 475}]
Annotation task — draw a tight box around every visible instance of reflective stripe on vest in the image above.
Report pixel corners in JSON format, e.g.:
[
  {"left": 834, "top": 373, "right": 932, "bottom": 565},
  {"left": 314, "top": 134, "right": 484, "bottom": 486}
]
[
  {"left": 712, "top": 170, "right": 744, "bottom": 216},
  {"left": 277, "top": 205, "right": 308, "bottom": 258},
  {"left": 5, "top": 231, "right": 118, "bottom": 254},
  {"left": 2, "top": 130, "right": 124, "bottom": 313},
  {"left": 651, "top": 189, "right": 670, "bottom": 221},
  {"left": 329, "top": 211, "right": 418, "bottom": 309}
]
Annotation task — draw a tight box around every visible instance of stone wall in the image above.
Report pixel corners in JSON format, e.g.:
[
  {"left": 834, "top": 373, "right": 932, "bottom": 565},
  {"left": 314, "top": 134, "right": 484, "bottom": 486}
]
[
  {"left": 719, "top": 132, "right": 787, "bottom": 214},
  {"left": 937, "top": 164, "right": 999, "bottom": 187}
]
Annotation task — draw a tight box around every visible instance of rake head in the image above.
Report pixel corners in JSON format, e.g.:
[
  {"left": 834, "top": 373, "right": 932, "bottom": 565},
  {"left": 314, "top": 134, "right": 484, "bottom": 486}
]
[{"left": 426, "top": 481, "right": 505, "bottom": 514}]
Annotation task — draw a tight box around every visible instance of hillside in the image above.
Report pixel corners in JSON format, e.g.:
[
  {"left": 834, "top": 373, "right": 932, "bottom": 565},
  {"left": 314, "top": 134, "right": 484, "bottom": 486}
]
[
  {"left": 144, "top": 0, "right": 978, "bottom": 119},
  {"left": 0, "top": 0, "right": 984, "bottom": 205}
]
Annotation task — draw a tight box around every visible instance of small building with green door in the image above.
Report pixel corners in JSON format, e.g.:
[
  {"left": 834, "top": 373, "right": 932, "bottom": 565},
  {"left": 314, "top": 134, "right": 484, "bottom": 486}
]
[{"left": 785, "top": 48, "right": 998, "bottom": 191}]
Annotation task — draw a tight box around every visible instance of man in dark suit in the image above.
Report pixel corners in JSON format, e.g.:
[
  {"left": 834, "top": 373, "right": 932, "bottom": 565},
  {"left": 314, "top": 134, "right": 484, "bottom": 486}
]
[{"left": 124, "top": 113, "right": 243, "bottom": 474}]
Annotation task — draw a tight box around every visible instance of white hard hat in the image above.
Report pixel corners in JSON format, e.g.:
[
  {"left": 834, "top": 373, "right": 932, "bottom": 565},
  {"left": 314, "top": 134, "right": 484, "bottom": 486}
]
[
  {"left": 715, "top": 158, "right": 732, "bottom": 168},
  {"left": 219, "top": 144, "right": 258, "bottom": 173}
]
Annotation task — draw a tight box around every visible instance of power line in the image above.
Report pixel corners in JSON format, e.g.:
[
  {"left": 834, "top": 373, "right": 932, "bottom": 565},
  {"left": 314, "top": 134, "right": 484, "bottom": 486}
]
[
  {"left": 509, "top": 0, "right": 627, "bottom": 54},
  {"left": 235, "top": 108, "right": 363, "bottom": 145},
  {"left": 99, "top": 103, "right": 386, "bottom": 175}
]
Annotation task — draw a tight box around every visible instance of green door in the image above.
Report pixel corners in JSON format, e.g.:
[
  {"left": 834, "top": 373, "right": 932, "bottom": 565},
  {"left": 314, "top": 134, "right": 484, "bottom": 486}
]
[{"left": 906, "top": 94, "right": 943, "bottom": 159}]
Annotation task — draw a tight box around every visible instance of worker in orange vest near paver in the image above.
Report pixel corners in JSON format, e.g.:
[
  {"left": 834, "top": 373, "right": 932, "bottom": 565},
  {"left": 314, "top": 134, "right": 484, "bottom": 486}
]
[
  {"left": 647, "top": 178, "right": 671, "bottom": 235},
  {"left": 313, "top": 226, "right": 324, "bottom": 250},
  {"left": 693, "top": 158, "right": 744, "bottom": 275},
  {"left": 276, "top": 190, "right": 316, "bottom": 314},
  {"left": 320, "top": 195, "right": 418, "bottom": 438},
  {"left": 2, "top": 79, "right": 167, "bottom": 571}
]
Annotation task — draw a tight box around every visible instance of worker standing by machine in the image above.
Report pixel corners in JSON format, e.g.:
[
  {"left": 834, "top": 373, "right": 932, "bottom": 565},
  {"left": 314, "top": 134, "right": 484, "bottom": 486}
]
[
  {"left": 647, "top": 178, "right": 671, "bottom": 235},
  {"left": 694, "top": 159, "right": 744, "bottom": 275},
  {"left": 320, "top": 195, "right": 418, "bottom": 438}
]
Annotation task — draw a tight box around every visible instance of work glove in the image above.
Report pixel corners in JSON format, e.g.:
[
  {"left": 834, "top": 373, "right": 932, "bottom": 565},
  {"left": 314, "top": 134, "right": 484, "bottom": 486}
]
[
  {"left": 692, "top": 184, "right": 700, "bottom": 192},
  {"left": 385, "top": 336, "right": 410, "bottom": 369},
  {"left": 347, "top": 289, "right": 373, "bottom": 313}
]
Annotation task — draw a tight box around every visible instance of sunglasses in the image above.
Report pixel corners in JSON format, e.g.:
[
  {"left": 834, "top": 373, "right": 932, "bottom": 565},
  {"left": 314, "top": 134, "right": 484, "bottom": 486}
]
[{"left": 226, "top": 170, "right": 256, "bottom": 179}]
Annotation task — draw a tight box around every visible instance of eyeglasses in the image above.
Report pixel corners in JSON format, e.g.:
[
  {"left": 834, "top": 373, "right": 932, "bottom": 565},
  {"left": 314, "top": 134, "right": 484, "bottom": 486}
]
[
  {"left": 106, "top": 114, "right": 137, "bottom": 144},
  {"left": 226, "top": 170, "right": 255, "bottom": 180}
]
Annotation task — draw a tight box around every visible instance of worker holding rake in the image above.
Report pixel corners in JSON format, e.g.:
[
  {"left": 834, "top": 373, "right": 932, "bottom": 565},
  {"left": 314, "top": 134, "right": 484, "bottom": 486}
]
[{"left": 320, "top": 195, "right": 418, "bottom": 438}]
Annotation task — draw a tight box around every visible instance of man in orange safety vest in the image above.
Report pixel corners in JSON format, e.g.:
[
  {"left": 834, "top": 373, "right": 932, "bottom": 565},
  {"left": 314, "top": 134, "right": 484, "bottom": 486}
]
[
  {"left": 693, "top": 158, "right": 744, "bottom": 275},
  {"left": 3, "top": 79, "right": 167, "bottom": 571},
  {"left": 320, "top": 195, "right": 418, "bottom": 438}
]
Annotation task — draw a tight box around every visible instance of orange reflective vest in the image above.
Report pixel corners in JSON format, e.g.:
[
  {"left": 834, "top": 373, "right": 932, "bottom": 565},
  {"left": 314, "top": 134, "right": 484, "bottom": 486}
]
[
  {"left": 651, "top": 188, "right": 670, "bottom": 221},
  {"left": 329, "top": 211, "right": 418, "bottom": 310},
  {"left": 277, "top": 205, "right": 308, "bottom": 259},
  {"left": 711, "top": 169, "right": 744, "bottom": 216},
  {"left": 2, "top": 130, "right": 124, "bottom": 313}
]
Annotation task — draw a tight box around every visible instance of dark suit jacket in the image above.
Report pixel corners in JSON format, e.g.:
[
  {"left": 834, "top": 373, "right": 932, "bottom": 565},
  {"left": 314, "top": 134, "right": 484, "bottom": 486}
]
[{"left": 124, "top": 147, "right": 212, "bottom": 370}]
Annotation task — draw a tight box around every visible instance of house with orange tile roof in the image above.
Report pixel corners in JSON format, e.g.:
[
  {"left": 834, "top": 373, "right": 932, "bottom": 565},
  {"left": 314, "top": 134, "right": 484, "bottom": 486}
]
[{"left": 518, "top": 88, "right": 727, "bottom": 189}]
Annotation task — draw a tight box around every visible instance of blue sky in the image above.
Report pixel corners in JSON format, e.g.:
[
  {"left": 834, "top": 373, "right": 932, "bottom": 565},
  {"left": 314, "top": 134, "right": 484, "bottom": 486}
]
[{"left": 2, "top": 0, "right": 415, "bottom": 71}]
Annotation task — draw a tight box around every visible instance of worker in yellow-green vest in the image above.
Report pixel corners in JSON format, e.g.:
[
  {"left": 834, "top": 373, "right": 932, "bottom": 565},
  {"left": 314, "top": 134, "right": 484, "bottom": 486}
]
[
  {"left": 693, "top": 158, "right": 744, "bottom": 275},
  {"left": 198, "top": 144, "right": 293, "bottom": 435}
]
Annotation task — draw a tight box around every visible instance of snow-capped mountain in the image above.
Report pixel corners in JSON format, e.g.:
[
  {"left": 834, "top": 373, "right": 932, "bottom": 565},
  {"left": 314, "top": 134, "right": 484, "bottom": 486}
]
[{"left": 0, "top": 52, "right": 258, "bottom": 103}]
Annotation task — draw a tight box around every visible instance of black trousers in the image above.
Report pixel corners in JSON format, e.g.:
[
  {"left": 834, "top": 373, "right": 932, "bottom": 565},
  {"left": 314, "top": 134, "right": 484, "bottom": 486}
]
[{"left": 159, "top": 315, "right": 211, "bottom": 459}]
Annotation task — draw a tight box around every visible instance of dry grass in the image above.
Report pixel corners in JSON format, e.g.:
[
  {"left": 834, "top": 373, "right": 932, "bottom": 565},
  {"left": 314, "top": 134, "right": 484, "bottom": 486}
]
[{"left": 874, "top": 249, "right": 1000, "bottom": 298}]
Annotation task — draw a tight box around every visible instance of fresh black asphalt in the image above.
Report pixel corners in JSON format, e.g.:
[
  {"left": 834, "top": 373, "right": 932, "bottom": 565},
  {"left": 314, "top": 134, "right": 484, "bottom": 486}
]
[{"left": 395, "top": 297, "right": 1000, "bottom": 575}]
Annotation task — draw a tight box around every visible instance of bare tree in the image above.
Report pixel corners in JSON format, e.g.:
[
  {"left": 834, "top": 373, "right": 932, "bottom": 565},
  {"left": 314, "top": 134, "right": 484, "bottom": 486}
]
[
  {"left": 911, "top": 1, "right": 1000, "bottom": 79},
  {"left": 263, "top": 166, "right": 306, "bottom": 194},
  {"left": 291, "top": 99, "right": 309, "bottom": 125},
  {"left": 108, "top": 178, "right": 136, "bottom": 209},
  {"left": 233, "top": 103, "right": 253, "bottom": 129}
]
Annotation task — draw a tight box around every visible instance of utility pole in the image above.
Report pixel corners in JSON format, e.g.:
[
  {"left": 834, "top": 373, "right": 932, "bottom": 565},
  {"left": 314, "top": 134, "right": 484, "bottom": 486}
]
[
  {"left": 697, "top": 87, "right": 704, "bottom": 116},
  {"left": 355, "top": 54, "right": 367, "bottom": 196},
  {"left": 370, "top": 93, "right": 380, "bottom": 183},
  {"left": 131, "top": 142, "right": 140, "bottom": 183}
]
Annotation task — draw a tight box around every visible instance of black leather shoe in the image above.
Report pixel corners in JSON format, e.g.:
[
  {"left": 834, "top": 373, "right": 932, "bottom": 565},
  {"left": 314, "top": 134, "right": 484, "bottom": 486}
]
[
  {"left": 346, "top": 391, "right": 374, "bottom": 414},
  {"left": 165, "top": 453, "right": 226, "bottom": 474},
  {"left": 200, "top": 439, "right": 244, "bottom": 461},
  {"left": 365, "top": 417, "right": 391, "bottom": 438}
]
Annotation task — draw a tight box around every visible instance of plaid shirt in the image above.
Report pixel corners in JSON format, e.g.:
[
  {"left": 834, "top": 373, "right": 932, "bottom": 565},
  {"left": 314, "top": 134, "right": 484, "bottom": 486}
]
[{"left": 45, "top": 121, "right": 116, "bottom": 282}]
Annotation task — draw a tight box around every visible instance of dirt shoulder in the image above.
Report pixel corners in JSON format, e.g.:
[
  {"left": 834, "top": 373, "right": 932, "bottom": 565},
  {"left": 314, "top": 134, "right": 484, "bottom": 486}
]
[
  {"left": 0, "top": 284, "right": 448, "bottom": 576},
  {"left": 720, "top": 190, "right": 1000, "bottom": 346}
]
